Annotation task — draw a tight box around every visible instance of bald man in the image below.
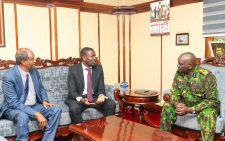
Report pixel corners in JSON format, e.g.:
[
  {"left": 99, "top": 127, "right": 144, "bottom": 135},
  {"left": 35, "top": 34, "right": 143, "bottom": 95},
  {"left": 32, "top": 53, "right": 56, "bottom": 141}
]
[
  {"left": 160, "top": 52, "right": 220, "bottom": 141},
  {"left": 0, "top": 48, "right": 62, "bottom": 141}
]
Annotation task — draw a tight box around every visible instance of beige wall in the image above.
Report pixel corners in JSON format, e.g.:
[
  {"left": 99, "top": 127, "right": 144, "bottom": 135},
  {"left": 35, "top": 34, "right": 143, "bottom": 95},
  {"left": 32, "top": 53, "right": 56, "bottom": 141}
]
[
  {"left": 0, "top": 2, "right": 204, "bottom": 93},
  {"left": 57, "top": 7, "right": 79, "bottom": 58},
  {"left": 162, "top": 2, "right": 204, "bottom": 91},
  {"left": 99, "top": 14, "right": 118, "bottom": 84},
  {"left": 17, "top": 5, "right": 51, "bottom": 59},
  {"left": 131, "top": 13, "right": 161, "bottom": 91},
  {"left": 80, "top": 12, "right": 99, "bottom": 56},
  {"left": 1, "top": 3, "right": 16, "bottom": 60}
]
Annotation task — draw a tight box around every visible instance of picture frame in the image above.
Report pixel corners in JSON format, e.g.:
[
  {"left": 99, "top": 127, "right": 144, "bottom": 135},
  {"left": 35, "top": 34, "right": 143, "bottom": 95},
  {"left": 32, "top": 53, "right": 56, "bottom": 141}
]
[
  {"left": 0, "top": 0, "right": 5, "bottom": 47},
  {"left": 209, "top": 41, "right": 225, "bottom": 58},
  {"left": 176, "top": 33, "right": 189, "bottom": 46}
]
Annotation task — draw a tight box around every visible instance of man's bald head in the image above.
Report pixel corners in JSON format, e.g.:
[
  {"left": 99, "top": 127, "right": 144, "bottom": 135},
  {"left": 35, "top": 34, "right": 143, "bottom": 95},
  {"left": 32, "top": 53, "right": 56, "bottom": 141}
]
[
  {"left": 177, "top": 52, "right": 197, "bottom": 74},
  {"left": 178, "top": 52, "right": 196, "bottom": 67}
]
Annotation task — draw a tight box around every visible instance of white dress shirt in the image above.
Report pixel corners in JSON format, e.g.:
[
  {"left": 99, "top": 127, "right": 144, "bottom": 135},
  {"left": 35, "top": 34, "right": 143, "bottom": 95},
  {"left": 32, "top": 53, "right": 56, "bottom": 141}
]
[
  {"left": 18, "top": 66, "right": 37, "bottom": 106},
  {"left": 76, "top": 63, "right": 92, "bottom": 102}
]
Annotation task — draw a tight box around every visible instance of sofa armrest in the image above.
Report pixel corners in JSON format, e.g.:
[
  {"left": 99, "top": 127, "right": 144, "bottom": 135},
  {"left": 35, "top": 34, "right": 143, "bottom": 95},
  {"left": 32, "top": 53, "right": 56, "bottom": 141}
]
[
  {"left": 105, "top": 84, "right": 118, "bottom": 100},
  {"left": 163, "top": 89, "right": 171, "bottom": 102},
  {"left": 220, "top": 102, "right": 225, "bottom": 119}
]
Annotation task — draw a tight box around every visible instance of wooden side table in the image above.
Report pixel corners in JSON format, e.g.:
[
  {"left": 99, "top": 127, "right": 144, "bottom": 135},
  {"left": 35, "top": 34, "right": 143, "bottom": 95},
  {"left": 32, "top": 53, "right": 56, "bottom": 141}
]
[{"left": 115, "top": 89, "right": 160, "bottom": 128}]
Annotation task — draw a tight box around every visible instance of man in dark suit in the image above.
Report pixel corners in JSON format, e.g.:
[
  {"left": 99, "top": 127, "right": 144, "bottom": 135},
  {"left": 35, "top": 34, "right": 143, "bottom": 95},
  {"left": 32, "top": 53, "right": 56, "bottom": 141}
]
[
  {"left": 0, "top": 48, "right": 62, "bottom": 141},
  {"left": 65, "top": 47, "right": 116, "bottom": 124}
]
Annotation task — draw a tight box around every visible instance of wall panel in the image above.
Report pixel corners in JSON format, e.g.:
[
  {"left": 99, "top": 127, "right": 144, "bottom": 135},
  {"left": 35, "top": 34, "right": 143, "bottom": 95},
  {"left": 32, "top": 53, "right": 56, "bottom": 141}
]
[
  {"left": 80, "top": 12, "right": 99, "bottom": 56},
  {"left": 99, "top": 14, "right": 118, "bottom": 84},
  {"left": 131, "top": 12, "right": 161, "bottom": 91},
  {"left": 17, "top": 5, "right": 50, "bottom": 59},
  {"left": 0, "top": 3, "right": 16, "bottom": 60},
  {"left": 57, "top": 7, "right": 79, "bottom": 58}
]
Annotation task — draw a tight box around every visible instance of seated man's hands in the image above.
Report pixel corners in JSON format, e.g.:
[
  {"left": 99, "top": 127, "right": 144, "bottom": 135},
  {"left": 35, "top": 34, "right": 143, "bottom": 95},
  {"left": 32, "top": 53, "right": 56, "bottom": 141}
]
[
  {"left": 175, "top": 103, "right": 194, "bottom": 116},
  {"left": 80, "top": 98, "right": 95, "bottom": 106},
  {"left": 43, "top": 101, "right": 54, "bottom": 109},
  {"left": 35, "top": 112, "right": 48, "bottom": 130},
  {"left": 96, "top": 95, "right": 108, "bottom": 104}
]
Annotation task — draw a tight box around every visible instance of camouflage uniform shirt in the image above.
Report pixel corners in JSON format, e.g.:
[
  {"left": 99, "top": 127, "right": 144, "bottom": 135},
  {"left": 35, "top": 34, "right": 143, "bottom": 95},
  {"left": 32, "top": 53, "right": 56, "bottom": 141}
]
[{"left": 171, "top": 66, "right": 220, "bottom": 113}]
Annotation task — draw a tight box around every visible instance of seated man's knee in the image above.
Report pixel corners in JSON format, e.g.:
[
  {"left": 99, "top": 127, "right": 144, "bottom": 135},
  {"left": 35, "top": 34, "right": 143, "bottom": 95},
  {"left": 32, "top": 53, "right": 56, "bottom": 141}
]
[
  {"left": 70, "top": 105, "right": 82, "bottom": 114},
  {"left": 199, "top": 108, "right": 218, "bottom": 118},
  {"left": 14, "top": 112, "right": 29, "bottom": 126},
  {"left": 106, "top": 99, "right": 116, "bottom": 108},
  {"left": 53, "top": 106, "right": 62, "bottom": 114}
]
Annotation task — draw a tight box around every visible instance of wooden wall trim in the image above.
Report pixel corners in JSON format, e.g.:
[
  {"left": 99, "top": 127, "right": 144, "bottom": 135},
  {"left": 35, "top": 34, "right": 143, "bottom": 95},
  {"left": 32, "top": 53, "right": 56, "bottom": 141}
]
[
  {"left": 129, "top": 15, "right": 131, "bottom": 89},
  {"left": 48, "top": 8, "right": 53, "bottom": 60},
  {"left": 53, "top": 6, "right": 58, "bottom": 60},
  {"left": 98, "top": 13, "right": 100, "bottom": 60},
  {"left": 122, "top": 14, "right": 125, "bottom": 82},
  {"left": 117, "top": 15, "right": 120, "bottom": 83},
  {"left": 5, "top": 0, "right": 114, "bottom": 14},
  {"left": 5, "top": 0, "right": 203, "bottom": 14},
  {"left": 205, "top": 37, "right": 214, "bottom": 57},
  {"left": 78, "top": 9, "right": 81, "bottom": 56},
  {"left": 14, "top": 3, "right": 19, "bottom": 50},
  {"left": 160, "top": 35, "right": 163, "bottom": 96}
]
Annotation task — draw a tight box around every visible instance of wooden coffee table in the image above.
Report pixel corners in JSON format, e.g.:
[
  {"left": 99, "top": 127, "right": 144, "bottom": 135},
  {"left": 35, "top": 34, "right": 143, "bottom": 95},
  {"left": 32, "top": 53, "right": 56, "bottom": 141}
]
[{"left": 69, "top": 115, "right": 188, "bottom": 141}]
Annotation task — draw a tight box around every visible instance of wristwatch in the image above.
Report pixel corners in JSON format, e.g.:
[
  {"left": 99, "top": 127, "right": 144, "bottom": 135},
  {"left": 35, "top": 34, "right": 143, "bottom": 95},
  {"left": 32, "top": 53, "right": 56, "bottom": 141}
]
[{"left": 192, "top": 107, "right": 196, "bottom": 114}]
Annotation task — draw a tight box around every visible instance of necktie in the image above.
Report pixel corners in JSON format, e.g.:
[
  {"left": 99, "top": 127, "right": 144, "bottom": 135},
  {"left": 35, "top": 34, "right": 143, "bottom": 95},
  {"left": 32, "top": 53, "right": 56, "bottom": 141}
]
[
  {"left": 23, "top": 73, "right": 29, "bottom": 103},
  {"left": 86, "top": 67, "right": 93, "bottom": 102}
]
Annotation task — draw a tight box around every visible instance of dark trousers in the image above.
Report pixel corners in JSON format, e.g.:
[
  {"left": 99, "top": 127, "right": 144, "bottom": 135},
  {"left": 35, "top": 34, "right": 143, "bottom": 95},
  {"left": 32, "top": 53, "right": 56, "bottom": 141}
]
[{"left": 67, "top": 99, "right": 116, "bottom": 124}]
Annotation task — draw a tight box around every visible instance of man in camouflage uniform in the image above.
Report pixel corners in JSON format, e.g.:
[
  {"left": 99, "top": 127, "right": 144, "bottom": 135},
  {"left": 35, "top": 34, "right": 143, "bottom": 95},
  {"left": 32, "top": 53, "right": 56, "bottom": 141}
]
[{"left": 160, "top": 52, "right": 220, "bottom": 141}]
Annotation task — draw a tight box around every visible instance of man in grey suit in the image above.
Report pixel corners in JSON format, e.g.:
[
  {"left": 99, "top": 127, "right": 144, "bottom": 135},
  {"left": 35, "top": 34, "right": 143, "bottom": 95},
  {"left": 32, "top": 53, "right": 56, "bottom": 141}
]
[
  {"left": 0, "top": 48, "right": 62, "bottom": 141},
  {"left": 65, "top": 47, "right": 116, "bottom": 124}
]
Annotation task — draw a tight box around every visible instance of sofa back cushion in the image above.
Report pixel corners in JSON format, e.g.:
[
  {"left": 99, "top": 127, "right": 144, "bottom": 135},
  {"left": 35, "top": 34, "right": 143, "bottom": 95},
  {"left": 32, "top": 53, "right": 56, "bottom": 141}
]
[
  {"left": 0, "top": 70, "right": 8, "bottom": 108},
  {"left": 200, "top": 64, "right": 225, "bottom": 102},
  {"left": 38, "top": 66, "right": 69, "bottom": 103}
]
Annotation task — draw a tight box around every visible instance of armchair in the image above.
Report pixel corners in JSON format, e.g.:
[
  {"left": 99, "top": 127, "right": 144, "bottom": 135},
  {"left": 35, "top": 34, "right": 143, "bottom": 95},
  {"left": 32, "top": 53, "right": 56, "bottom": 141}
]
[{"left": 163, "top": 64, "right": 225, "bottom": 140}]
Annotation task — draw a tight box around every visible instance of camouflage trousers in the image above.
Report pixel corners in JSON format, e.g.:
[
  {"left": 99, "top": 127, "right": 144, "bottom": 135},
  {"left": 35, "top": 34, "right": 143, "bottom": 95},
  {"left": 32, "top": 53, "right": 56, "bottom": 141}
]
[{"left": 160, "top": 103, "right": 218, "bottom": 141}]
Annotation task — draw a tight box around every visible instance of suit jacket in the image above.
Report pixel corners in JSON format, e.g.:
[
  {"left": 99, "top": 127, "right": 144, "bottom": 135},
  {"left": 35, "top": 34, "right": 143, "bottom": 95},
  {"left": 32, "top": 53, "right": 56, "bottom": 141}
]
[
  {"left": 0, "top": 65, "right": 48, "bottom": 118},
  {"left": 65, "top": 63, "right": 105, "bottom": 105}
]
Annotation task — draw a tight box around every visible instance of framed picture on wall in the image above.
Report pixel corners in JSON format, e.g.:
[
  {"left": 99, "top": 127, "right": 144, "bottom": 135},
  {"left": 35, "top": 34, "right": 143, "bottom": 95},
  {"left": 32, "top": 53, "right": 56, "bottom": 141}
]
[
  {"left": 176, "top": 33, "right": 189, "bottom": 46},
  {"left": 0, "top": 0, "right": 5, "bottom": 47},
  {"left": 209, "top": 41, "right": 225, "bottom": 58}
]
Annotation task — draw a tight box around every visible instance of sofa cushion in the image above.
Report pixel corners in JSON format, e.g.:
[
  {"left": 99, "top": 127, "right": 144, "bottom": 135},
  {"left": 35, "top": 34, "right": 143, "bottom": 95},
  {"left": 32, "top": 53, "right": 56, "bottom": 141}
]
[
  {"left": 0, "top": 70, "right": 8, "bottom": 108},
  {"left": 200, "top": 64, "right": 225, "bottom": 102},
  {"left": 38, "top": 66, "right": 69, "bottom": 103},
  {"left": 0, "top": 119, "right": 40, "bottom": 137},
  {"left": 0, "top": 136, "right": 7, "bottom": 141},
  {"left": 175, "top": 114, "right": 224, "bottom": 134}
]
